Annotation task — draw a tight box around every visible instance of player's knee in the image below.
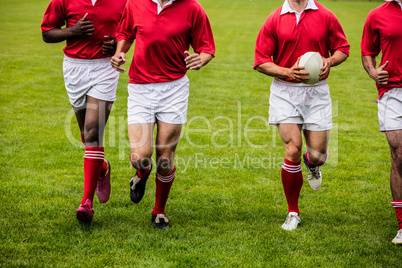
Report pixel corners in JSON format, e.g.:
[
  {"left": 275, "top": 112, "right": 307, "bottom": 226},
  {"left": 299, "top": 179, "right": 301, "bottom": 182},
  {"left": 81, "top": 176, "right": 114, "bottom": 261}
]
[
  {"left": 130, "top": 153, "right": 152, "bottom": 170},
  {"left": 156, "top": 156, "right": 174, "bottom": 175},
  {"left": 286, "top": 146, "right": 302, "bottom": 162},
  {"left": 307, "top": 151, "right": 328, "bottom": 166},
  {"left": 391, "top": 149, "right": 402, "bottom": 164}
]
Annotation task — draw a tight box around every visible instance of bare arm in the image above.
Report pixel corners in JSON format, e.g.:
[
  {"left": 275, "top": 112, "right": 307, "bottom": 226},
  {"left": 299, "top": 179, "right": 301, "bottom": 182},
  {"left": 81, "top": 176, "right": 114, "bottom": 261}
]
[
  {"left": 184, "top": 51, "right": 213, "bottom": 70},
  {"left": 319, "top": 50, "right": 349, "bottom": 80},
  {"left": 42, "top": 13, "right": 94, "bottom": 43},
  {"left": 362, "top": 55, "right": 389, "bottom": 85},
  {"left": 110, "top": 39, "right": 133, "bottom": 73},
  {"left": 255, "top": 58, "right": 309, "bottom": 82}
]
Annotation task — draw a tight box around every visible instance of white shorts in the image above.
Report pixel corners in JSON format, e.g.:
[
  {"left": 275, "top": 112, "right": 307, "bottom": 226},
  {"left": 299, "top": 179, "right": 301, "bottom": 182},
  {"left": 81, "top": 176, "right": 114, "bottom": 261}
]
[
  {"left": 378, "top": 88, "right": 402, "bottom": 132},
  {"left": 127, "top": 75, "right": 190, "bottom": 125},
  {"left": 269, "top": 78, "right": 332, "bottom": 131},
  {"left": 63, "top": 56, "right": 119, "bottom": 107}
]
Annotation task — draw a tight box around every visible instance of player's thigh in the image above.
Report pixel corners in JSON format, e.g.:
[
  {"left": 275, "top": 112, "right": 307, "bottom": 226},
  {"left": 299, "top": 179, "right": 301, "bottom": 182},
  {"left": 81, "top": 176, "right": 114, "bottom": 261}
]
[
  {"left": 303, "top": 129, "right": 330, "bottom": 154},
  {"left": 128, "top": 123, "right": 154, "bottom": 158},
  {"left": 155, "top": 120, "right": 182, "bottom": 158},
  {"left": 85, "top": 96, "right": 113, "bottom": 125},
  {"left": 385, "top": 129, "right": 402, "bottom": 157},
  {"left": 277, "top": 123, "right": 303, "bottom": 160},
  {"left": 73, "top": 105, "right": 86, "bottom": 134},
  {"left": 82, "top": 96, "right": 114, "bottom": 144}
]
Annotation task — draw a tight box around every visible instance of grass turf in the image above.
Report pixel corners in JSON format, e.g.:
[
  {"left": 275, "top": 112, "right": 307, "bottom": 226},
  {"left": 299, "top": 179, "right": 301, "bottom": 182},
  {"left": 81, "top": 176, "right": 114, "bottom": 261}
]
[{"left": 1, "top": 0, "right": 401, "bottom": 266}]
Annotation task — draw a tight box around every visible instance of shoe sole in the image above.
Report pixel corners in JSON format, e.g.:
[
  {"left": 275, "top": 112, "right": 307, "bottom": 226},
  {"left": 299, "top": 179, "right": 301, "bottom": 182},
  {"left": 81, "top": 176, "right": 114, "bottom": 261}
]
[
  {"left": 152, "top": 214, "right": 169, "bottom": 230},
  {"left": 130, "top": 176, "right": 148, "bottom": 204},
  {"left": 76, "top": 210, "right": 93, "bottom": 223},
  {"left": 154, "top": 223, "right": 169, "bottom": 230}
]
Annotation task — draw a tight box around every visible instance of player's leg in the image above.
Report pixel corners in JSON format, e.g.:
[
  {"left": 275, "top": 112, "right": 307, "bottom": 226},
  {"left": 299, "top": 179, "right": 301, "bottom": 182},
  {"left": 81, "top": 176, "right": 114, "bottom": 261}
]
[
  {"left": 73, "top": 105, "right": 86, "bottom": 143},
  {"left": 377, "top": 88, "right": 402, "bottom": 243},
  {"left": 303, "top": 130, "right": 330, "bottom": 191},
  {"left": 386, "top": 130, "right": 402, "bottom": 244},
  {"left": 303, "top": 130, "right": 329, "bottom": 165},
  {"left": 128, "top": 123, "right": 154, "bottom": 204},
  {"left": 64, "top": 57, "right": 118, "bottom": 222},
  {"left": 278, "top": 123, "right": 303, "bottom": 230},
  {"left": 152, "top": 120, "right": 182, "bottom": 230},
  {"left": 76, "top": 96, "right": 114, "bottom": 222}
]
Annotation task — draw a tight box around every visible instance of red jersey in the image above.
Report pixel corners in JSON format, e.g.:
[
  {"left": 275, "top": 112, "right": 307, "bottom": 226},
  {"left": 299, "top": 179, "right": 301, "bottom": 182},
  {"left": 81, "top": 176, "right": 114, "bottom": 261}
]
[
  {"left": 254, "top": 1, "right": 350, "bottom": 83},
  {"left": 116, "top": 0, "right": 215, "bottom": 84},
  {"left": 361, "top": 1, "right": 402, "bottom": 98},
  {"left": 41, "top": 0, "right": 127, "bottom": 59}
]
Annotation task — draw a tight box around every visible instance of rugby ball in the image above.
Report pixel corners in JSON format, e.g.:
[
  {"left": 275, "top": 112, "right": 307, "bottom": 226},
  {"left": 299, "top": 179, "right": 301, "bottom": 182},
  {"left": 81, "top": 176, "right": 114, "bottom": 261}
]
[{"left": 298, "top": 52, "right": 323, "bottom": 84}]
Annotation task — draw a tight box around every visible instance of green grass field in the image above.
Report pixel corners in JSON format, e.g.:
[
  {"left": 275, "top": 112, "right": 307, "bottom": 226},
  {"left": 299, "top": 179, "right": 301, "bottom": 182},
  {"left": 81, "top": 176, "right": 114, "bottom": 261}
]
[{"left": 1, "top": 0, "right": 401, "bottom": 266}]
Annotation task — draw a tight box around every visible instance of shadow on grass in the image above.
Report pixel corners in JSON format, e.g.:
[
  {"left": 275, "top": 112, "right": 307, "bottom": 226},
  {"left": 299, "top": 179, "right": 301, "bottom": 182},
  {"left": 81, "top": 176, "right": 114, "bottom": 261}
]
[{"left": 76, "top": 220, "right": 104, "bottom": 232}]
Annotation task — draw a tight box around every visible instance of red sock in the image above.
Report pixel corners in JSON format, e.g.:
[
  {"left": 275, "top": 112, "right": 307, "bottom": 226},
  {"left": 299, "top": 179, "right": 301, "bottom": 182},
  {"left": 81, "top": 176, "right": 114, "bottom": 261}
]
[
  {"left": 152, "top": 167, "right": 176, "bottom": 215},
  {"left": 81, "top": 146, "right": 104, "bottom": 204},
  {"left": 80, "top": 134, "right": 85, "bottom": 145},
  {"left": 129, "top": 153, "right": 151, "bottom": 179},
  {"left": 281, "top": 159, "right": 303, "bottom": 214},
  {"left": 391, "top": 200, "right": 402, "bottom": 230},
  {"left": 138, "top": 165, "right": 150, "bottom": 179},
  {"left": 304, "top": 152, "right": 316, "bottom": 169}
]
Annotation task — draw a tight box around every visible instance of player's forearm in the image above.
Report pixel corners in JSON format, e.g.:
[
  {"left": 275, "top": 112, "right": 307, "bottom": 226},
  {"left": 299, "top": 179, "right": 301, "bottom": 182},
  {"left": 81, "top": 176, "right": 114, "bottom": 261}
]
[
  {"left": 42, "top": 28, "right": 76, "bottom": 43},
  {"left": 114, "top": 39, "right": 132, "bottom": 55},
  {"left": 361, "top": 55, "right": 377, "bottom": 78},
  {"left": 328, "top": 50, "right": 348, "bottom": 67},
  {"left": 200, "top": 53, "right": 214, "bottom": 67},
  {"left": 255, "top": 62, "right": 290, "bottom": 79}
]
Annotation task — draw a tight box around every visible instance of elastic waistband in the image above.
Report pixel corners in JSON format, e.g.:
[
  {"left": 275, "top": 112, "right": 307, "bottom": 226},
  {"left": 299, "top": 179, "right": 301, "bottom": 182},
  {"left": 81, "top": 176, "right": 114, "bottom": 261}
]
[
  {"left": 273, "top": 77, "right": 327, "bottom": 87},
  {"left": 63, "top": 55, "right": 112, "bottom": 65},
  {"left": 129, "top": 75, "right": 189, "bottom": 86}
]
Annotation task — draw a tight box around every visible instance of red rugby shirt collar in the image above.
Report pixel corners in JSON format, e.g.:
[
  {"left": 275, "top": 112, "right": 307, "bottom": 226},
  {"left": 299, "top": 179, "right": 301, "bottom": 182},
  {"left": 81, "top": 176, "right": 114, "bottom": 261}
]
[
  {"left": 152, "top": 0, "right": 176, "bottom": 14},
  {"left": 386, "top": 0, "right": 402, "bottom": 10},
  {"left": 281, "top": 0, "right": 318, "bottom": 15},
  {"left": 281, "top": 0, "right": 318, "bottom": 25}
]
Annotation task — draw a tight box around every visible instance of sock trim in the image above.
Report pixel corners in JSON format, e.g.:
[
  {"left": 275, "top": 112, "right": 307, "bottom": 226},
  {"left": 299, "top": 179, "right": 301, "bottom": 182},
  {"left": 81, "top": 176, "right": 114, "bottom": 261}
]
[
  {"left": 282, "top": 159, "right": 301, "bottom": 173},
  {"left": 391, "top": 201, "right": 402, "bottom": 208},
  {"left": 84, "top": 151, "right": 105, "bottom": 160},
  {"left": 84, "top": 147, "right": 105, "bottom": 161},
  {"left": 156, "top": 167, "right": 176, "bottom": 183}
]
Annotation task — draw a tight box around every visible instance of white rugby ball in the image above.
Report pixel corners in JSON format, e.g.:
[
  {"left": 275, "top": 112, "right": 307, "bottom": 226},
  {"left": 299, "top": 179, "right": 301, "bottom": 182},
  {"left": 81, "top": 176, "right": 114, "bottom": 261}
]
[{"left": 298, "top": 52, "right": 323, "bottom": 84}]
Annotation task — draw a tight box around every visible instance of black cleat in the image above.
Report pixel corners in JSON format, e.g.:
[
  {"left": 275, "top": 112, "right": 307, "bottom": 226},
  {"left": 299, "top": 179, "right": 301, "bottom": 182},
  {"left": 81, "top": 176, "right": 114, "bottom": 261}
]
[
  {"left": 152, "top": 214, "right": 170, "bottom": 230},
  {"left": 130, "top": 164, "right": 152, "bottom": 204}
]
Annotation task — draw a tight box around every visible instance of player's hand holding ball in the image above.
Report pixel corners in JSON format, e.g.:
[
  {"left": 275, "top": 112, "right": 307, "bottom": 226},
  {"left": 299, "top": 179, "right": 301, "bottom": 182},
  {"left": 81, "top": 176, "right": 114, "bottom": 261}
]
[
  {"left": 288, "top": 57, "right": 310, "bottom": 82},
  {"left": 320, "top": 56, "right": 332, "bottom": 81}
]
